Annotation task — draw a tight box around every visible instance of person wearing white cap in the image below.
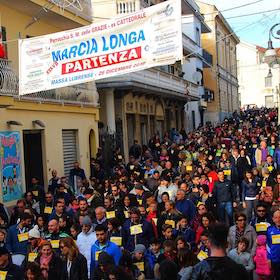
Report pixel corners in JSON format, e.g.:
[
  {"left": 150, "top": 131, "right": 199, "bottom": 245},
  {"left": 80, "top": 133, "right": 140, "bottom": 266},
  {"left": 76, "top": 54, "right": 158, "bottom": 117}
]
[
  {"left": 22, "top": 225, "right": 43, "bottom": 268},
  {"left": 76, "top": 216, "right": 96, "bottom": 278}
]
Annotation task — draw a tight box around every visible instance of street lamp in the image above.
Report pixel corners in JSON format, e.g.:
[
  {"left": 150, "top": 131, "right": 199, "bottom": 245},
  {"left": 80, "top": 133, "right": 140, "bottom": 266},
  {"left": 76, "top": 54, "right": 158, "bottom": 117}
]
[{"left": 264, "top": 23, "right": 280, "bottom": 124}]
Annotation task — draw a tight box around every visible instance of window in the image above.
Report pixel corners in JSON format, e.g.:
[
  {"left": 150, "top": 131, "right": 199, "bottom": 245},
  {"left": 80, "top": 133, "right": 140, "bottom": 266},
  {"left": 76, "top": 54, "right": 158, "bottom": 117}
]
[
  {"left": 265, "top": 76, "right": 272, "bottom": 88},
  {"left": 196, "top": 27, "right": 200, "bottom": 46}
]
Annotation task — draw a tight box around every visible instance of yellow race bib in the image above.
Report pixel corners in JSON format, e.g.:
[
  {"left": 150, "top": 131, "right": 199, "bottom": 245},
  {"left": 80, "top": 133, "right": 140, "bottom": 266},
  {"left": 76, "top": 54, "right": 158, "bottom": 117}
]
[
  {"left": 223, "top": 170, "right": 231, "bottom": 176},
  {"left": 130, "top": 224, "right": 143, "bottom": 235},
  {"left": 28, "top": 252, "right": 38, "bottom": 262},
  {"left": 32, "top": 190, "right": 39, "bottom": 197},
  {"left": 95, "top": 251, "right": 101, "bottom": 260},
  {"left": 152, "top": 218, "right": 158, "bottom": 226},
  {"left": 50, "top": 240, "right": 60, "bottom": 249},
  {"left": 272, "top": 234, "right": 280, "bottom": 245},
  {"left": 0, "top": 271, "right": 7, "bottom": 280},
  {"left": 137, "top": 199, "right": 143, "bottom": 206},
  {"left": 197, "top": 250, "right": 208, "bottom": 261},
  {"left": 255, "top": 223, "right": 268, "bottom": 232},
  {"left": 106, "top": 211, "right": 116, "bottom": 219},
  {"left": 44, "top": 207, "right": 53, "bottom": 214},
  {"left": 268, "top": 166, "right": 273, "bottom": 172},
  {"left": 124, "top": 211, "right": 129, "bottom": 219},
  {"left": 134, "top": 262, "right": 144, "bottom": 272},
  {"left": 110, "top": 237, "right": 122, "bottom": 246},
  {"left": 165, "top": 219, "right": 175, "bottom": 228},
  {"left": 186, "top": 166, "right": 193, "bottom": 171},
  {"left": 262, "top": 181, "right": 266, "bottom": 187},
  {"left": 18, "top": 232, "right": 28, "bottom": 242}
]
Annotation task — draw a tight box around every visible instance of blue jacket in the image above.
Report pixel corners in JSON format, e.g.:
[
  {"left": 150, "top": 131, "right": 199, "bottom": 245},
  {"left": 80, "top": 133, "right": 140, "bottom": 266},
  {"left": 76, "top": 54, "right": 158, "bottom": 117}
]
[
  {"left": 122, "top": 219, "right": 154, "bottom": 252},
  {"left": 267, "top": 225, "right": 280, "bottom": 263},
  {"left": 6, "top": 224, "right": 29, "bottom": 255},
  {"left": 274, "top": 148, "right": 280, "bottom": 167},
  {"left": 90, "top": 240, "right": 121, "bottom": 272},
  {"left": 241, "top": 178, "right": 260, "bottom": 201},
  {"left": 175, "top": 199, "right": 196, "bottom": 222}
]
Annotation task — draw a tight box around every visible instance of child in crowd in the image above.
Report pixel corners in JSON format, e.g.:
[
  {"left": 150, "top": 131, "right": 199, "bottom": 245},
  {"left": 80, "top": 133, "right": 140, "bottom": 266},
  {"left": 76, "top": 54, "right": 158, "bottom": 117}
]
[
  {"left": 174, "top": 216, "right": 195, "bottom": 249},
  {"left": 228, "top": 237, "right": 254, "bottom": 275},
  {"left": 254, "top": 235, "right": 271, "bottom": 280}
]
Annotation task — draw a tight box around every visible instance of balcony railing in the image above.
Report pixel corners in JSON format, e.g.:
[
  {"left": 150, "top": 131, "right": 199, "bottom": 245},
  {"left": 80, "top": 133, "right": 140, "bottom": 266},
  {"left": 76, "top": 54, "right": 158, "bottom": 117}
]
[
  {"left": 116, "top": 0, "right": 149, "bottom": 14},
  {"left": 0, "top": 59, "right": 98, "bottom": 106},
  {"left": 96, "top": 67, "right": 188, "bottom": 97}
]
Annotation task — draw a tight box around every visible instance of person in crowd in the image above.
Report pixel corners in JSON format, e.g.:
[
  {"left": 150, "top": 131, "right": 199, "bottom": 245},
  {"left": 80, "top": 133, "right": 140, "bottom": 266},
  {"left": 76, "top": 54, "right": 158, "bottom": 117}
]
[
  {"left": 76, "top": 215, "right": 96, "bottom": 278},
  {"left": 122, "top": 207, "right": 154, "bottom": 251},
  {"left": 25, "top": 262, "right": 44, "bottom": 280},
  {"left": 177, "top": 248, "right": 198, "bottom": 280},
  {"left": 254, "top": 235, "right": 271, "bottom": 280},
  {"left": 190, "top": 223, "right": 249, "bottom": 279},
  {"left": 90, "top": 224, "right": 122, "bottom": 275},
  {"left": 227, "top": 213, "right": 257, "bottom": 256},
  {"left": 266, "top": 209, "right": 280, "bottom": 279},
  {"left": 175, "top": 189, "right": 196, "bottom": 223},
  {"left": 228, "top": 237, "right": 254, "bottom": 274},
  {"left": 48, "top": 169, "right": 59, "bottom": 195},
  {"left": 6, "top": 212, "right": 32, "bottom": 265},
  {"left": 212, "top": 169, "right": 237, "bottom": 226},
  {"left": 60, "top": 237, "right": 88, "bottom": 280},
  {"left": 34, "top": 241, "right": 63, "bottom": 279}
]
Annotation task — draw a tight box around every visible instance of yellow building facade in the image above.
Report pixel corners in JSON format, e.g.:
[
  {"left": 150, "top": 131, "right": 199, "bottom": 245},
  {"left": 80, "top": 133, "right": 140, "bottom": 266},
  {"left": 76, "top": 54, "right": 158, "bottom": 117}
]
[
  {"left": 0, "top": 1, "right": 99, "bottom": 205},
  {"left": 197, "top": 2, "right": 240, "bottom": 124}
]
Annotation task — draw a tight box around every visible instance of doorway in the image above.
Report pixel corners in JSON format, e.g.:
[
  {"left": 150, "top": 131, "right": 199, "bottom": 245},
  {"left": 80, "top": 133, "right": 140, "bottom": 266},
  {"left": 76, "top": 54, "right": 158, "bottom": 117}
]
[{"left": 23, "top": 130, "right": 44, "bottom": 191}]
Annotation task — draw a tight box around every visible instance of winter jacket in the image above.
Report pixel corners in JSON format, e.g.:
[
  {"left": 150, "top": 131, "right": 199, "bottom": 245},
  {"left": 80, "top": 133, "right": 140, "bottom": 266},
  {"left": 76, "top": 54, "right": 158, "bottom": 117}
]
[
  {"left": 61, "top": 253, "right": 88, "bottom": 280},
  {"left": 227, "top": 225, "right": 257, "bottom": 256},
  {"left": 190, "top": 256, "right": 249, "bottom": 280},
  {"left": 212, "top": 180, "right": 237, "bottom": 204},
  {"left": 122, "top": 219, "right": 154, "bottom": 252},
  {"left": 34, "top": 253, "right": 63, "bottom": 280},
  {"left": 254, "top": 245, "right": 271, "bottom": 276},
  {"left": 0, "top": 259, "right": 23, "bottom": 280},
  {"left": 266, "top": 225, "right": 280, "bottom": 263},
  {"left": 6, "top": 224, "right": 29, "bottom": 255},
  {"left": 228, "top": 248, "right": 254, "bottom": 271},
  {"left": 90, "top": 240, "right": 122, "bottom": 273},
  {"left": 241, "top": 178, "right": 260, "bottom": 201},
  {"left": 76, "top": 228, "right": 97, "bottom": 278},
  {"left": 175, "top": 199, "right": 196, "bottom": 223},
  {"left": 273, "top": 147, "right": 280, "bottom": 167}
]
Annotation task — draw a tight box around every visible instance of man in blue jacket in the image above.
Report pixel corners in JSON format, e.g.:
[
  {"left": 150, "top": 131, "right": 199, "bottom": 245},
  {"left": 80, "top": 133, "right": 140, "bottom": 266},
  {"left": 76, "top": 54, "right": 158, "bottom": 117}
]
[
  {"left": 175, "top": 189, "right": 196, "bottom": 223},
  {"left": 90, "top": 224, "right": 121, "bottom": 278},
  {"left": 267, "top": 210, "right": 280, "bottom": 279},
  {"left": 122, "top": 207, "right": 154, "bottom": 252},
  {"left": 6, "top": 212, "right": 32, "bottom": 265}
]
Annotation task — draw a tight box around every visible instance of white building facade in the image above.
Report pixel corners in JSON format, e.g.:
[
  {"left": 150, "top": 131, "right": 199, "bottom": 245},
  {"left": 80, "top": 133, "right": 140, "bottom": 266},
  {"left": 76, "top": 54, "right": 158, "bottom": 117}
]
[{"left": 237, "top": 41, "right": 280, "bottom": 108}]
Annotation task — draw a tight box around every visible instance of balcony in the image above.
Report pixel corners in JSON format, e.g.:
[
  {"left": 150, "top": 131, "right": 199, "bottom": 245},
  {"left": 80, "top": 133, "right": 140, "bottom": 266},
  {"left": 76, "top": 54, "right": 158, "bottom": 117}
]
[
  {"left": 0, "top": 59, "right": 98, "bottom": 106},
  {"left": 96, "top": 68, "right": 189, "bottom": 100},
  {"left": 116, "top": 0, "right": 150, "bottom": 14}
]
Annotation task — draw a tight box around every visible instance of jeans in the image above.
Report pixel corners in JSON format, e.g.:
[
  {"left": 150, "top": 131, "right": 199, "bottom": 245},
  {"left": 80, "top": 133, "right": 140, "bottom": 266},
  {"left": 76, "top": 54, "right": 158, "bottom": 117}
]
[
  {"left": 218, "top": 201, "right": 233, "bottom": 226},
  {"left": 245, "top": 199, "right": 257, "bottom": 223}
]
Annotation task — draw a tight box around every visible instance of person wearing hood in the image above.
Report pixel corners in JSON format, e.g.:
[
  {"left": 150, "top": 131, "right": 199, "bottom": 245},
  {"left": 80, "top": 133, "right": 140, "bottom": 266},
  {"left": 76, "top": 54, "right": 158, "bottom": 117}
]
[
  {"left": 0, "top": 246, "right": 23, "bottom": 280},
  {"left": 132, "top": 244, "right": 154, "bottom": 279},
  {"left": 76, "top": 215, "right": 97, "bottom": 278}
]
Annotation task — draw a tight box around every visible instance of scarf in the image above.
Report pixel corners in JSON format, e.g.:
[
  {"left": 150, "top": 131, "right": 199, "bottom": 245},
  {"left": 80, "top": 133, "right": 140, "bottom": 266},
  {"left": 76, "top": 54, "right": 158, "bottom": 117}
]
[{"left": 40, "top": 253, "right": 53, "bottom": 279}]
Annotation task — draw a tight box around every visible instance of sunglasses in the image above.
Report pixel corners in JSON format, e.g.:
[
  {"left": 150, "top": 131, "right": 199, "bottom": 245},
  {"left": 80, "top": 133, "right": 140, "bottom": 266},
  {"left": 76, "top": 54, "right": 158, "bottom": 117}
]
[
  {"left": 237, "top": 219, "right": 246, "bottom": 222},
  {"left": 45, "top": 196, "right": 52, "bottom": 199},
  {"left": 257, "top": 209, "right": 265, "bottom": 213}
]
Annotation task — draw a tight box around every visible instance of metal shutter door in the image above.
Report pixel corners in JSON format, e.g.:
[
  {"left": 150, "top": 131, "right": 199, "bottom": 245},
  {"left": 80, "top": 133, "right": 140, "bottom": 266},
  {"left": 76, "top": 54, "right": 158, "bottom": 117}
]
[{"left": 62, "top": 130, "right": 77, "bottom": 177}]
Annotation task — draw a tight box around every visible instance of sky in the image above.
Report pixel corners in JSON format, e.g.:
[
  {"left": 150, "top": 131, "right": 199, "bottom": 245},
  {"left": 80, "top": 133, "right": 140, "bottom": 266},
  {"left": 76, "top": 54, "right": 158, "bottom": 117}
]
[{"left": 201, "top": 0, "right": 280, "bottom": 48}]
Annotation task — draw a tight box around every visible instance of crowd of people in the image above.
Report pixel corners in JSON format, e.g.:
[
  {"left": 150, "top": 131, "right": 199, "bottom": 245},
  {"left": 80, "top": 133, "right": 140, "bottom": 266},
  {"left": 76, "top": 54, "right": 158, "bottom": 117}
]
[{"left": 0, "top": 107, "right": 280, "bottom": 279}]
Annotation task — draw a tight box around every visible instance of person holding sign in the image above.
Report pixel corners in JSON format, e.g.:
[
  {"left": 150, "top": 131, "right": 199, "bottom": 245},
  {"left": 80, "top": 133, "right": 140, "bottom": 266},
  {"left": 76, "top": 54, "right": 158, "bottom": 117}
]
[
  {"left": 0, "top": 247, "right": 23, "bottom": 280},
  {"left": 6, "top": 213, "right": 32, "bottom": 266},
  {"left": 122, "top": 207, "right": 154, "bottom": 252},
  {"left": 90, "top": 224, "right": 121, "bottom": 276},
  {"left": 266, "top": 210, "right": 280, "bottom": 279}
]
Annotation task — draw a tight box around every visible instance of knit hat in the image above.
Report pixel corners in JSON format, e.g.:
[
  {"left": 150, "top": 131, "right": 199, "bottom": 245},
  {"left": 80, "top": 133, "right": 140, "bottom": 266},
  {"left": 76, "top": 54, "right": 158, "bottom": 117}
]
[
  {"left": 82, "top": 216, "right": 92, "bottom": 226},
  {"left": 28, "top": 225, "right": 40, "bottom": 239},
  {"left": 133, "top": 244, "right": 146, "bottom": 254},
  {"left": 257, "top": 234, "right": 267, "bottom": 246}
]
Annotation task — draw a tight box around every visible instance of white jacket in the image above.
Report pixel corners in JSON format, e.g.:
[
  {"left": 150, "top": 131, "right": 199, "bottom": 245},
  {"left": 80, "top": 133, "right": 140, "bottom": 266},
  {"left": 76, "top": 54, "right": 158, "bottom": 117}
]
[{"left": 76, "top": 228, "right": 97, "bottom": 277}]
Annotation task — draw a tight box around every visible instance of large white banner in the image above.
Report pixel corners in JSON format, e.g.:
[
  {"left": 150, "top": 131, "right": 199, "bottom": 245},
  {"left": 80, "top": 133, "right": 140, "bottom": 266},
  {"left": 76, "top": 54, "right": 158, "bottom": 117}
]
[{"left": 18, "top": 0, "right": 182, "bottom": 95}]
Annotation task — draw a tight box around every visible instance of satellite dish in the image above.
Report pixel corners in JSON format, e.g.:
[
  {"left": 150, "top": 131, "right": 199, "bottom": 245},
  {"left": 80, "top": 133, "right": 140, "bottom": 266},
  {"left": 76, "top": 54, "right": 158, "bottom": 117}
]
[{"left": 192, "top": 71, "right": 203, "bottom": 83}]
